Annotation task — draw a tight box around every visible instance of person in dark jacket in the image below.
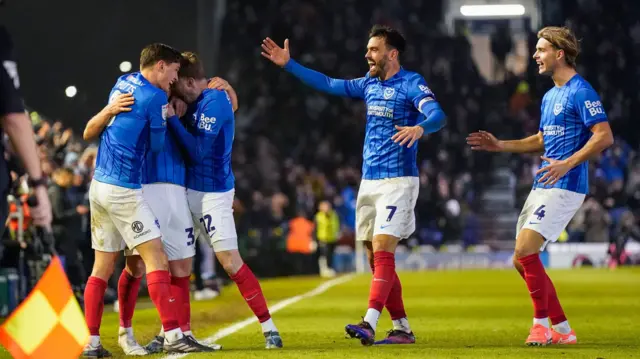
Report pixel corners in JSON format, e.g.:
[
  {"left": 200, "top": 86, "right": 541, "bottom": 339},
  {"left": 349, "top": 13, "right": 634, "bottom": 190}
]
[{"left": 48, "top": 167, "right": 88, "bottom": 288}]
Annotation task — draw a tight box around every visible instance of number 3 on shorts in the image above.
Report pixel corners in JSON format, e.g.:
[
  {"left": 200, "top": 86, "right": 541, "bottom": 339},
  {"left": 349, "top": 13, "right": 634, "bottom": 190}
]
[
  {"left": 385, "top": 205, "right": 397, "bottom": 222},
  {"left": 534, "top": 205, "right": 546, "bottom": 220},
  {"left": 185, "top": 227, "right": 195, "bottom": 246}
]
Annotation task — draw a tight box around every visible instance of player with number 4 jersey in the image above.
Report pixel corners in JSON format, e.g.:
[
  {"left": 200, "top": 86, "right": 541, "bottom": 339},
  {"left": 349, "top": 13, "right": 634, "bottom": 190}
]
[
  {"left": 168, "top": 51, "right": 283, "bottom": 349},
  {"left": 467, "top": 27, "right": 614, "bottom": 346},
  {"left": 262, "top": 25, "right": 446, "bottom": 346}
]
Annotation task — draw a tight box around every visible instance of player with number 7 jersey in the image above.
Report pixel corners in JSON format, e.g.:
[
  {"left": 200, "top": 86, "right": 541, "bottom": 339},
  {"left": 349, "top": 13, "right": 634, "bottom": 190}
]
[
  {"left": 262, "top": 25, "right": 447, "bottom": 346},
  {"left": 467, "top": 27, "right": 614, "bottom": 346},
  {"left": 168, "top": 51, "right": 283, "bottom": 349}
]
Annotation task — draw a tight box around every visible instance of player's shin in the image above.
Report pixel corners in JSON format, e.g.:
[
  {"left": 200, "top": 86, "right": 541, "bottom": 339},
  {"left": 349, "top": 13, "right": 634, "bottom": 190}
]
[
  {"left": 232, "top": 264, "right": 275, "bottom": 332},
  {"left": 546, "top": 274, "right": 571, "bottom": 334},
  {"left": 136, "top": 239, "right": 182, "bottom": 341},
  {"left": 386, "top": 273, "right": 411, "bottom": 333},
  {"left": 85, "top": 251, "right": 118, "bottom": 347},
  {"left": 366, "top": 250, "right": 397, "bottom": 332},
  {"left": 118, "top": 263, "right": 143, "bottom": 329},
  {"left": 220, "top": 250, "right": 276, "bottom": 333},
  {"left": 171, "top": 275, "right": 192, "bottom": 333},
  {"left": 84, "top": 276, "right": 108, "bottom": 341}
]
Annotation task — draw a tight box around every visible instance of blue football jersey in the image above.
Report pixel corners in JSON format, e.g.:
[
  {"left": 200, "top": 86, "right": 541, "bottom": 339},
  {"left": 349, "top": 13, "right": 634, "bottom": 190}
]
[
  {"left": 94, "top": 72, "right": 167, "bottom": 189},
  {"left": 534, "top": 74, "right": 608, "bottom": 194},
  {"left": 141, "top": 122, "right": 186, "bottom": 187},
  {"left": 341, "top": 69, "right": 435, "bottom": 179},
  {"left": 184, "top": 89, "right": 235, "bottom": 192}
]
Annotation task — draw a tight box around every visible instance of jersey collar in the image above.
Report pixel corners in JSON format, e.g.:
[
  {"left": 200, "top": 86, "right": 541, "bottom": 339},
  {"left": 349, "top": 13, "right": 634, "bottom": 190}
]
[{"left": 375, "top": 67, "right": 405, "bottom": 83}]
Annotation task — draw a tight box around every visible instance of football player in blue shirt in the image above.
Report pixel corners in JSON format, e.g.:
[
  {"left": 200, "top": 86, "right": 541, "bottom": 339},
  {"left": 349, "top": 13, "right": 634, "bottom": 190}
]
[
  {"left": 467, "top": 26, "right": 614, "bottom": 346},
  {"left": 168, "top": 52, "right": 283, "bottom": 349},
  {"left": 82, "top": 43, "right": 209, "bottom": 356},
  {"left": 262, "top": 25, "right": 446, "bottom": 345}
]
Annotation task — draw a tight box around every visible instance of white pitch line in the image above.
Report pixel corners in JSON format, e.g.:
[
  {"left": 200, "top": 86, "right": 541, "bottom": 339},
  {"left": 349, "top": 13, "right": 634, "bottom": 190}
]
[{"left": 162, "top": 274, "right": 356, "bottom": 359}]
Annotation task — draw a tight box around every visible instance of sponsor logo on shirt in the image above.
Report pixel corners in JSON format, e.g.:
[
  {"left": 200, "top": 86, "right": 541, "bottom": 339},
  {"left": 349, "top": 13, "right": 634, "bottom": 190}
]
[
  {"left": 198, "top": 113, "right": 217, "bottom": 131},
  {"left": 543, "top": 125, "right": 565, "bottom": 136},
  {"left": 367, "top": 105, "right": 394, "bottom": 119},
  {"left": 418, "top": 84, "right": 434, "bottom": 96},
  {"left": 584, "top": 100, "right": 604, "bottom": 116}
]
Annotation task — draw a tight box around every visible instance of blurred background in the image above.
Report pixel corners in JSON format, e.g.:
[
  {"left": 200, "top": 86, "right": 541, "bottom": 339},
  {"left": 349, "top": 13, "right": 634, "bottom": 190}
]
[{"left": 1, "top": 0, "right": 639, "bottom": 310}]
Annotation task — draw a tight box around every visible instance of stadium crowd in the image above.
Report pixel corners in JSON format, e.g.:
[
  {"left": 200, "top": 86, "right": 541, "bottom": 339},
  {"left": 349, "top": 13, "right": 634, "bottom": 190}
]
[{"left": 2, "top": 0, "right": 639, "bottom": 303}]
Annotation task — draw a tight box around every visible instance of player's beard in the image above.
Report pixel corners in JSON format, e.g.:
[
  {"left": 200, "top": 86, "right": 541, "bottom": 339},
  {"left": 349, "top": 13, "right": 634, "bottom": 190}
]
[{"left": 369, "top": 58, "right": 387, "bottom": 78}]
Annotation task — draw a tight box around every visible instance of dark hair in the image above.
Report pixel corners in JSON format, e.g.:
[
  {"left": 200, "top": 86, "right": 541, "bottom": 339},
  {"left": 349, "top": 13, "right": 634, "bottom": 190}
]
[
  {"left": 178, "top": 51, "right": 206, "bottom": 79},
  {"left": 369, "top": 25, "right": 406, "bottom": 54},
  {"left": 139, "top": 43, "right": 182, "bottom": 69}
]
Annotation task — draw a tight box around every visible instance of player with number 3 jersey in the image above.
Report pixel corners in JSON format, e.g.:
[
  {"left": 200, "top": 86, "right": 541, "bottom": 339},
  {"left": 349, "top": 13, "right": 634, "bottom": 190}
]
[
  {"left": 467, "top": 27, "right": 614, "bottom": 346},
  {"left": 262, "top": 25, "right": 447, "bottom": 345}
]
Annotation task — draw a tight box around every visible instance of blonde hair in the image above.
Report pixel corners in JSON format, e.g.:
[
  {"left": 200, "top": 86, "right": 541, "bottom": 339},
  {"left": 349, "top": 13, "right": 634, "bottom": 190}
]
[{"left": 537, "top": 26, "right": 580, "bottom": 68}]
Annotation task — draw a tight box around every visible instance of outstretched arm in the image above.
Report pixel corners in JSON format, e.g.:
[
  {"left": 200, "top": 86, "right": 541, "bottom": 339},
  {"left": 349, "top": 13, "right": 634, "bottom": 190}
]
[
  {"left": 467, "top": 131, "right": 544, "bottom": 153},
  {"left": 83, "top": 93, "right": 134, "bottom": 141},
  {"left": 261, "top": 37, "right": 365, "bottom": 98}
]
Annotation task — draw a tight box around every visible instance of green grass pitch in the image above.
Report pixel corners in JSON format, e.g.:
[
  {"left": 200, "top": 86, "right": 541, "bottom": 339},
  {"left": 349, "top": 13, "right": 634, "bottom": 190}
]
[{"left": 2, "top": 268, "right": 639, "bottom": 358}]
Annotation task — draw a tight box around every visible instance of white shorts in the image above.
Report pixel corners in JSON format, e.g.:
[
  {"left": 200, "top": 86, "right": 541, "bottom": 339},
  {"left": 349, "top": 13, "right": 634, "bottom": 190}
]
[
  {"left": 187, "top": 188, "right": 238, "bottom": 252},
  {"left": 355, "top": 177, "right": 419, "bottom": 242},
  {"left": 89, "top": 180, "right": 162, "bottom": 252},
  {"left": 516, "top": 187, "right": 585, "bottom": 250},
  {"left": 125, "top": 183, "right": 196, "bottom": 260}
]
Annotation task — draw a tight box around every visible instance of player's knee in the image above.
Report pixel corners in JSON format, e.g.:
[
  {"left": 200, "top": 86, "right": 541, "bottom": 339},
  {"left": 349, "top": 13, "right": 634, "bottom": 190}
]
[
  {"left": 372, "top": 234, "right": 399, "bottom": 253},
  {"left": 90, "top": 252, "right": 118, "bottom": 280},
  {"left": 514, "top": 229, "right": 544, "bottom": 259},
  {"left": 125, "top": 255, "right": 145, "bottom": 278},
  {"left": 136, "top": 239, "right": 170, "bottom": 272},
  {"left": 169, "top": 258, "right": 193, "bottom": 277},
  {"left": 217, "top": 250, "right": 243, "bottom": 276}
]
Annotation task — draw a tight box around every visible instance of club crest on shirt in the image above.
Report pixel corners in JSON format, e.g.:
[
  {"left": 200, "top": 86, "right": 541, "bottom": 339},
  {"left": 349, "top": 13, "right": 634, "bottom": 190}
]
[
  {"left": 383, "top": 87, "right": 395, "bottom": 99},
  {"left": 553, "top": 103, "right": 563, "bottom": 116}
]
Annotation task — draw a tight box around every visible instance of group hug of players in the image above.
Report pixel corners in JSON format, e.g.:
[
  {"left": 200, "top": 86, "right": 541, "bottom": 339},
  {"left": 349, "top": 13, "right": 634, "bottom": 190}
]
[{"left": 82, "top": 23, "right": 613, "bottom": 357}]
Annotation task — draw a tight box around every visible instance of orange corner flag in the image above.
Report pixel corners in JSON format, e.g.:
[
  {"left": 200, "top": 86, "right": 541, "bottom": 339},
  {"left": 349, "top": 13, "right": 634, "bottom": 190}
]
[{"left": 0, "top": 256, "right": 89, "bottom": 359}]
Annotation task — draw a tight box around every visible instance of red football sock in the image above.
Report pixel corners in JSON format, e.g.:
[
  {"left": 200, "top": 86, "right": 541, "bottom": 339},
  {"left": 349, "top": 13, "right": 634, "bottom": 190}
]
[
  {"left": 84, "top": 276, "right": 107, "bottom": 336},
  {"left": 518, "top": 253, "right": 548, "bottom": 319},
  {"left": 368, "top": 251, "right": 396, "bottom": 312},
  {"left": 171, "top": 276, "right": 192, "bottom": 332},
  {"left": 546, "top": 273, "right": 567, "bottom": 324},
  {"left": 117, "top": 270, "right": 141, "bottom": 328},
  {"left": 231, "top": 264, "right": 271, "bottom": 323},
  {"left": 385, "top": 272, "right": 407, "bottom": 320},
  {"left": 146, "top": 270, "right": 179, "bottom": 331}
]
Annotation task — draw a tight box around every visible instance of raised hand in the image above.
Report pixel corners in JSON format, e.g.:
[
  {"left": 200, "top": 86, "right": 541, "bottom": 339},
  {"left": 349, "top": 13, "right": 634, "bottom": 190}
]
[{"left": 261, "top": 37, "right": 291, "bottom": 67}]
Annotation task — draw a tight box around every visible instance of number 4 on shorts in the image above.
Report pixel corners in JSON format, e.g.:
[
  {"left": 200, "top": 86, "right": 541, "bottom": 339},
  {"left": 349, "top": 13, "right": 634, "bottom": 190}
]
[{"left": 534, "top": 205, "right": 546, "bottom": 220}]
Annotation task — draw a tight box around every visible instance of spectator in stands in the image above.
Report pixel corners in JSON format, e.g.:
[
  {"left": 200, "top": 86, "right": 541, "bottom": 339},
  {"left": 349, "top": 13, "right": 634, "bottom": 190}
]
[
  {"left": 285, "top": 210, "right": 315, "bottom": 275},
  {"left": 48, "top": 167, "right": 87, "bottom": 289},
  {"left": 315, "top": 200, "right": 339, "bottom": 278}
]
